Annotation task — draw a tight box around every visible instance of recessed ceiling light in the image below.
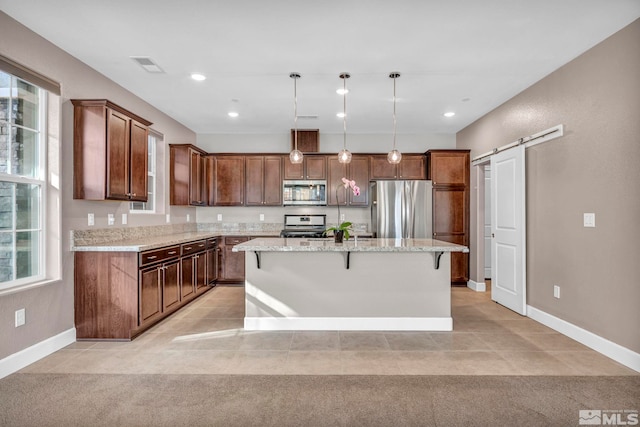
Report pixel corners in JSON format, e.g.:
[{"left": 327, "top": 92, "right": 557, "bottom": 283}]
[
  {"left": 336, "top": 88, "right": 349, "bottom": 95},
  {"left": 191, "top": 73, "right": 206, "bottom": 81},
  {"left": 444, "top": 112, "right": 456, "bottom": 118},
  {"left": 228, "top": 112, "right": 239, "bottom": 118},
  {"left": 336, "top": 112, "right": 346, "bottom": 118}
]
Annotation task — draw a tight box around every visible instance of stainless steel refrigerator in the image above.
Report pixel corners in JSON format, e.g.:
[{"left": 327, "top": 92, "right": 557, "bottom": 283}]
[{"left": 370, "top": 180, "right": 433, "bottom": 238}]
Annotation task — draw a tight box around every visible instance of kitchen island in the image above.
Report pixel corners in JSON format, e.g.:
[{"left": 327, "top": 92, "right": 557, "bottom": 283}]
[{"left": 233, "top": 238, "right": 469, "bottom": 331}]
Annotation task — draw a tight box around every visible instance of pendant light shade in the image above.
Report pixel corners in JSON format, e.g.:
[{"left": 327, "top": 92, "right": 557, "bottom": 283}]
[
  {"left": 338, "top": 72, "right": 352, "bottom": 164},
  {"left": 289, "top": 72, "right": 303, "bottom": 164},
  {"left": 387, "top": 72, "right": 402, "bottom": 164}
]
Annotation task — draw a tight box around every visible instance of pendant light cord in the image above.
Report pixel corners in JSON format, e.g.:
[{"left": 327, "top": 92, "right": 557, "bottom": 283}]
[
  {"left": 294, "top": 75, "right": 298, "bottom": 151},
  {"left": 392, "top": 74, "right": 397, "bottom": 150},
  {"left": 343, "top": 75, "right": 347, "bottom": 150}
]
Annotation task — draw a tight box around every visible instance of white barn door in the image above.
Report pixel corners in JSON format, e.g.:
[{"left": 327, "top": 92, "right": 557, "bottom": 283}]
[{"left": 491, "top": 145, "right": 526, "bottom": 315}]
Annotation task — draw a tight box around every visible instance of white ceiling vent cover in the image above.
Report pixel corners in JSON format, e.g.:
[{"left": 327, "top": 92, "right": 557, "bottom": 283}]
[{"left": 130, "top": 56, "right": 164, "bottom": 73}]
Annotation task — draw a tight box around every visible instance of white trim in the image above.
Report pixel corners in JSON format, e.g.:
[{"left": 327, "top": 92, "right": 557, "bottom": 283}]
[
  {"left": 527, "top": 305, "right": 640, "bottom": 373},
  {"left": 467, "top": 280, "right": 486, "bottom": 292},
  {"left": 244, "top": 317, "right": 453, "bottom": 331},
  {"left": 0, "top": 327, "right": 76, "bottom": 379}
]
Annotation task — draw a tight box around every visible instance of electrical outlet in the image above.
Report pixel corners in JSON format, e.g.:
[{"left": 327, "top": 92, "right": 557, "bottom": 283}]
[
  {"left": 121, "top": 213, "right": 127, "bottom": 225},
  {"left": 259, "top": 214, "right": 265, "bottom": 222},
  {"left": 340, "top": 213, "right": 345, "bottom": 221},
  {"left": 166, "top": 214, "right": 171, "bottom": 223},
  {"left": 87, "top": 213, "right": 95, "bottom": 226},
  {"left": 217, "top": 214, "right": 223, "bottom": 221},
  {"left": 187, "top": 214, "right": 191, "bottom": 222},
  {"left": 583, "top": 213, "right": 595, "bottom": 227},
  {"left": 553, "top": 285, "right": 561, "bottom": 299},
  {"left": 107, "top": 214, "right": 115, "bottom": 225},
  {"left": 15, "top": 308, "right": 25, "bottom": 327}
]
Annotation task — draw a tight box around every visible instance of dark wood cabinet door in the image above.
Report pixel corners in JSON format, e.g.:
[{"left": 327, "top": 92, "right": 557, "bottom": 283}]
[
  {"left": 162, "top": 260, "right": 181, "bottom": 311},
  {"left": 195, "top": 253, "right": 207, "bottom": 293},
  {"left": 181, "top": 256, "right": 196, "bottom": 301},
  {"left": 348, "top": 155, "right": 369, "bottom": 206},
  {"left": 263, "top": 156, "right": 283, "bottom": 205},
  {"left": 305, "top": 156, "right": 326, "bottom": 179},
  {"left": 189, "top": 150, "right": 206, "bottom": 205},
  {"left": 369, "top": 155, "right": 397, "bottom": 179},
  {"left": 398, "top": 155, "right": 426, "bottom": 180},
  {"left": 245, "top": 156, "right": 265, "bottom": 206},
  {"left": 106, "top": 109, "right": 131, "bottom": 200},
  {"left": 139, "top": 266, "right": 162, "bottom": 326},
  {"left": 428, "top": 151, "right": 470, "bottom": 186},
  {"left": 283, "top": 158, "right": 304, "bottom": 179},
  {"left": 129, "top": 120, "right": 148, "bottom": 202},
  {"left": 206, "top": 247, "right": 219, "bottom": 284},
  {"left": 213, "top": 156, "right": 245, "bottom": 205},
  {"left": 433, "top": 187, "right": 467, "bottom": 237},
  {"left": 222, "top": 245, "right": 246, "bottom": 281},
  {"left": 327, "top": 158, "right": 348, "bottom": 206}
]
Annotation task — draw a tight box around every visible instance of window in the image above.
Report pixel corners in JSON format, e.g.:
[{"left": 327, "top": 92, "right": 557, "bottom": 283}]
[
  {"left": 130, "top": 133, "right": 157, "bottom": 213},
  {"left": 0, "top": 70, "right": 45, "bottom": 288}
]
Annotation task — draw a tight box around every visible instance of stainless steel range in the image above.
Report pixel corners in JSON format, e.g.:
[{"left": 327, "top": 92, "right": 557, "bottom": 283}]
[{"left": 279, "top": 214, "right": 326, "bottom": 238}]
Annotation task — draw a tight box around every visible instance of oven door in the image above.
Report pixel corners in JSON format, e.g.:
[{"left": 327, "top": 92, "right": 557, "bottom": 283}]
[{"left": 283, "top": 180, "right": 327, "bottom": 206}]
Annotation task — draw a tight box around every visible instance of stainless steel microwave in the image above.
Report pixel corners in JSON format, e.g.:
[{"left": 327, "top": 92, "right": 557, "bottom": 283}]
[{"left": 282, "top": 180, "right": 327, "bottom": 206}]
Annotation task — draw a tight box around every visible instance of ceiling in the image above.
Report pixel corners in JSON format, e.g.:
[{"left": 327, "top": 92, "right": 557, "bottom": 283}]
[{"left": 1, "top": 1, "right": 639, "bottom": 135}]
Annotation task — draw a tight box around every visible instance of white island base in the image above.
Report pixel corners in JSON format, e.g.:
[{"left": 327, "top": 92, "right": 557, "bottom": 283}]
[{"left": 235, "top": 238, "right": 464, "bottom": 331}]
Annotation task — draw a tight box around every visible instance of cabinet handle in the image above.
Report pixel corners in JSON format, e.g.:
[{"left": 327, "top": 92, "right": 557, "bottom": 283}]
[
  {"left": 184, "top": 247, "right": 192, "bottom": 250},
  {"left": 147, "top": 255, "right": 157, "bottom": 260},
  {"left": 168, "top": 251, "right": 177, "bottom": 255},
  {"left": 198, "top": 244, "right": 205, "bottom": 248}
]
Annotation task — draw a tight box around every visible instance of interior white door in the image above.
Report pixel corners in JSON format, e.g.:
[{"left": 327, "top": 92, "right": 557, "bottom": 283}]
[
  {"left": 491, "top": 145, "right": 526, "bottom": 315},
  {"left": 484, "top": 166, "right": 492, "bottom": 279}
]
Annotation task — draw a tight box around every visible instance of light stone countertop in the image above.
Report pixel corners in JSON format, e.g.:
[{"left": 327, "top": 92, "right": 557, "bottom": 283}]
[
  {"left": 71, "top": 231, "right": 280, "bottom": 252},
  {"left": 232, "top": 237, "right": 469, "bottom": 253}
]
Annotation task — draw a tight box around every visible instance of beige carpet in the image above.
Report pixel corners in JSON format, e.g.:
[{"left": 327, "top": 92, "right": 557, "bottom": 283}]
[{"left": 1, "top": 373, "right": 638, "bottom": 426}]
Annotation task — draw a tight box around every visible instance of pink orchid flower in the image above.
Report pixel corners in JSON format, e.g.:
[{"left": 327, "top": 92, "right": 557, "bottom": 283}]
[{"left": 341, "top": 177, "right": 360, "bottom": 196}]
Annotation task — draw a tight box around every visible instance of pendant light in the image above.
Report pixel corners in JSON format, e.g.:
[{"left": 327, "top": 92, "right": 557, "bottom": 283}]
[
  {"left": 289, "top": 72, "right": 303, "bottom": 164},
  {"left": 338, "top": 72, "right": 352, "bottom": 164},
  {"left": 387, "top": 72, "right": 402, "bottom": 164}
]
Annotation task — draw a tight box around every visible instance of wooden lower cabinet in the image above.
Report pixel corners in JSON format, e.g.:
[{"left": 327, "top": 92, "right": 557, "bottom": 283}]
[
  {"left": 219, "top": 236, "right": 249, "bottom": 283},
  {"left": 74, "top": 238, "right": 215, "bottom": 341},
  {"left": 205, "top": 238, "right": 220, "bottom": 285}
]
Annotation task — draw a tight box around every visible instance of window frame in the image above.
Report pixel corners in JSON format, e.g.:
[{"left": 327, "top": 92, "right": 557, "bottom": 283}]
[
  {"left": 0, "top": 72, "right": 47, "bottom": 291},
  {"left": 129, "top": 132, "right": 158, "bottom": 214}
]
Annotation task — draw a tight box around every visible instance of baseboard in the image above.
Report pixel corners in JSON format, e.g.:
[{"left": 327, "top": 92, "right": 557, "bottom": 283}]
[
  {"left": 467, "top": 280, "right": 486, "bottom": 292},
  {"left": 244, "top": 317, "right": 453, "bottom": 331},
  {"left": 0, "top": 327, "right": 76, "bottom": 379},
  {"left": 527, "top": 306, "right": 640, "bottom": 373}
]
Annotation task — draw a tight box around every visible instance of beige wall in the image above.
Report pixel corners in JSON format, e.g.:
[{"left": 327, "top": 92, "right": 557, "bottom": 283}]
[
  {"left": 0, "top": 12, "right": 196, "bottom": 359},
  {"left": 457, "top": 19, "right": 640, "bottom": 353}
]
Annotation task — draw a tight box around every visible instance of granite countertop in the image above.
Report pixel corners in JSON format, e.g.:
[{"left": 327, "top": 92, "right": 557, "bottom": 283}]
[
  {"left": 71, "top": 231, "right": 280, "bottom": 252},
  {"left": 232, "top": 237, "right": 469, "bottom": 253}
]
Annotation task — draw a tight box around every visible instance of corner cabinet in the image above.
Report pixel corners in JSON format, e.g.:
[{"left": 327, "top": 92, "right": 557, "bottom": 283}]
[
  {"left": 170, "top": 144, "right": 207, "bottom": 206},
  {"left": 327, "top": 155, "right": 369, "bottom": 206},
  {"left": 426, "top": 149, "right": 470, "bottom": 285},
  {"left": 72, "top": 99, "right": 152, "bottom": 201}
]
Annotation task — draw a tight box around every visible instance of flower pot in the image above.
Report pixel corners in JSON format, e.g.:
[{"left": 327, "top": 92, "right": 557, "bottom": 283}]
[{"left": 334, "top": 230, "right": 344, "bottom": 243}]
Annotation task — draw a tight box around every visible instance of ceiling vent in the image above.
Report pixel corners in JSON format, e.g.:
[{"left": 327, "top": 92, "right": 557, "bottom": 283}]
[{"left": 130, "top": 56, "right": 164, "bottom": 73}]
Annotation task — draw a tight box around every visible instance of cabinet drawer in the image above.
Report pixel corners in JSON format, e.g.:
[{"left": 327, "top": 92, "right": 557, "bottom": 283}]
[
  {"left": 181, "top": 240, "right": 207, "bottom": 256},
  {"left": 207, "top": 237, "right": 218, "bottom": 248},
  {"left": 139, "top": 245, "right": 180, "bottom": 266},
  {"left": 224, "top": 236, "right": 249, "bottom": 246}
]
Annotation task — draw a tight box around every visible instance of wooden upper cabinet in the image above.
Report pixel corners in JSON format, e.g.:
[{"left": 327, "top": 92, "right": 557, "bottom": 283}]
[
  {"left": 426, "top": 150, "right": 470, "bottom": 186},
  {"left": 245, "top": 155, "right": 283, "bottom": 206},
  {"left": 169, "top": 144, "right": 207, "bottom": 206},
  {"left": 327, "top": 155, "right": 369, "bottom": 206},
  {"left": 284, "top": 155, "right": 326, "bottom": 180},
  {"left": 209, "top": 155, "right": 245, "bottom": 206},
  {"left": 72, "top": 99, "right": 151, "bottom": 201},
  {"left": 369, "top": 154, "right": 426, "bottom": 180},
  {"left": 291, "top": 129, "right": 319, "bottom": 153}
]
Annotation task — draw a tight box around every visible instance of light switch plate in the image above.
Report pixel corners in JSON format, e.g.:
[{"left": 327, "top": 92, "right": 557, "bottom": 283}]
[
  {"left": 122, "top": 213, "right": 127, "bottom": 225},
  {"left": 583, "top": 213, "right": 595, "bottom": 227},
  {"left": 187, "top": 214, "right": 191, "bottom": 222},
  {"left": 259, "top": 214, "right": 265, "bottom": 221},
  {"left": 217, "top": 214, "right": 223, "bottom": 221},
  {"left": 15, "top": 308, "right": 25, "bottom": 327},
  {"left": 107, "top": 214, "right": 115, "bottom": 225},
  {"left": 166, "top": 214, "right": 171, "bottom": 223},
  {"left": 87, "top": 213, "right": 95, "bottom": 226},
  {"left": 553, "top": 285, "right": 561, "bottom": 299}
]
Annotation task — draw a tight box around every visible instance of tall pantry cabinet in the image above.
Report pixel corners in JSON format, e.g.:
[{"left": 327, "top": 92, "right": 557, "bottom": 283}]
[{"left": 426, "top": 149, "right": 470, "bottom": 285}]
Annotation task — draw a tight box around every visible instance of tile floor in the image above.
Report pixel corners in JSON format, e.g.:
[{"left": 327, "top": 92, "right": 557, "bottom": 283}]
[{"left": 20, "top": 285, "right": 637, "bottom": 376}]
